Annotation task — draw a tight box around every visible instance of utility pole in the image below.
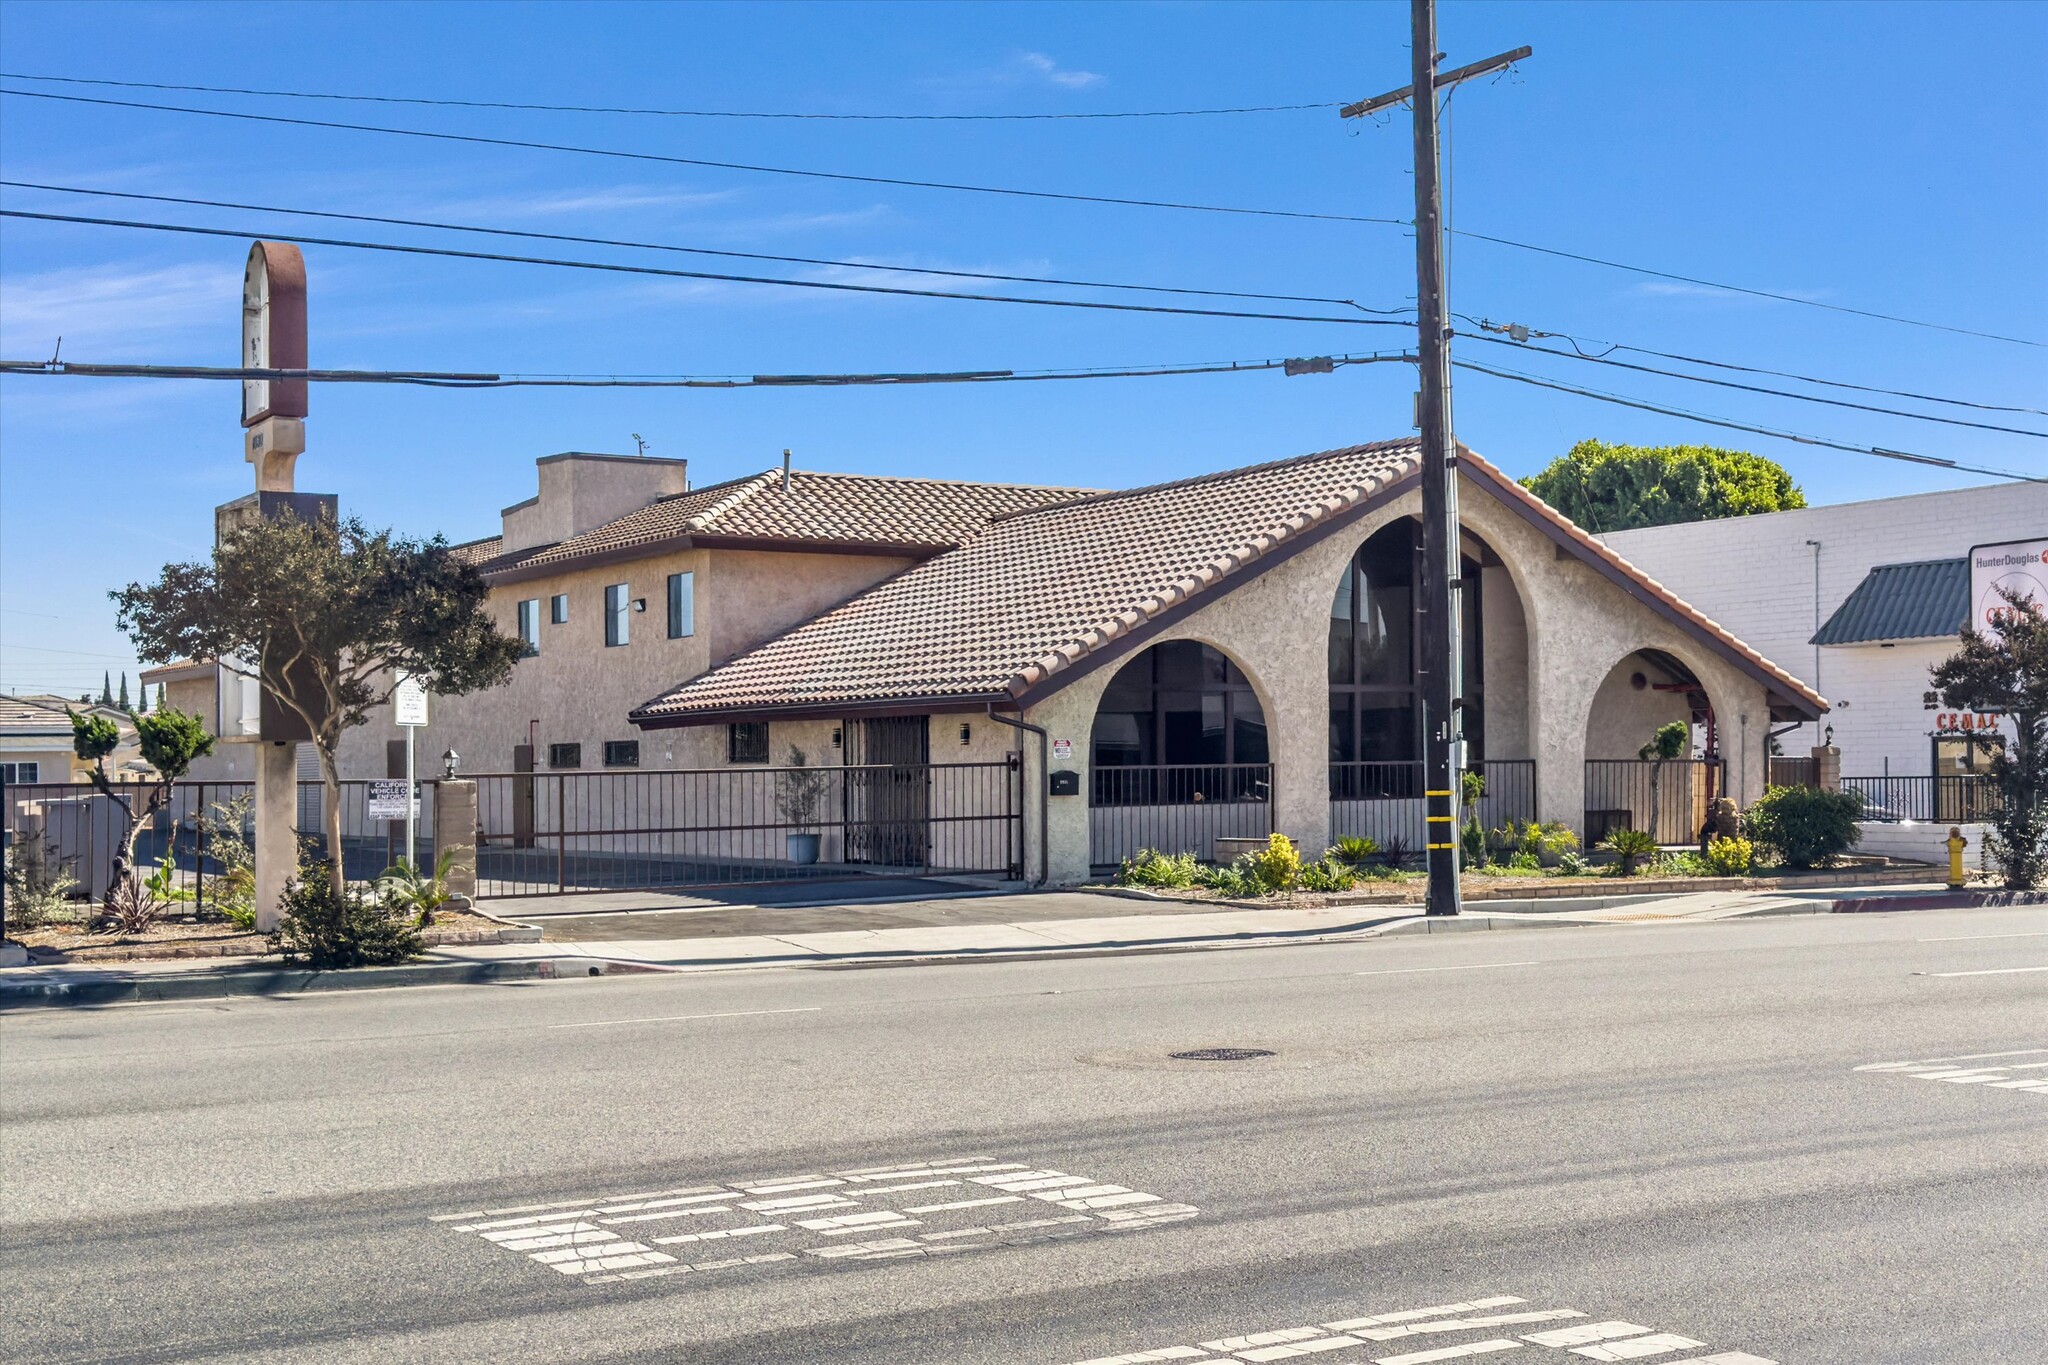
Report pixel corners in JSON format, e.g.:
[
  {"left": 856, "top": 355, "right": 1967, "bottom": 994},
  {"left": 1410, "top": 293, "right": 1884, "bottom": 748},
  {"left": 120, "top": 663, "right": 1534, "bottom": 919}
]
[{"left": 1343, "top": 3, "right": 1529, "bottom": 917}]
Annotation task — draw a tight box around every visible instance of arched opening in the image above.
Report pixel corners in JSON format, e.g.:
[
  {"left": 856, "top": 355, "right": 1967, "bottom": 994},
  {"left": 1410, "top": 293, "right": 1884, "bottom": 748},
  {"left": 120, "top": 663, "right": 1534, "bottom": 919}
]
[
  {"left": 1327, "top": 519, "right": 1534, "bottom": 854},
  {"left": 1088, "top": 640, "right": 1272, "bottom": 869},
  {"left": 1582, "top": 649, "right": 1724, "bottom": 846}
]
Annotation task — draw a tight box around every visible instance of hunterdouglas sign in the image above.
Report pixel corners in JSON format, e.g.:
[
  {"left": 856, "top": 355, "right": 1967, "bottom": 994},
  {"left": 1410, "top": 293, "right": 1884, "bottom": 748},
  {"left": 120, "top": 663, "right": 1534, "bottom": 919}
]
[{"left": 1970, "top": 537, "right": 2048, "bottom": 630}]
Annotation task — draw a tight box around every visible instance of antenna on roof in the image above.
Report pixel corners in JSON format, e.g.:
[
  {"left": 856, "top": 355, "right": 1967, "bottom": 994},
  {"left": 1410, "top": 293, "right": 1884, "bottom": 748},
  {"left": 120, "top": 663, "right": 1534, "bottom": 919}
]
[
  {"left": 631, "top": 432, "right": 650, "bottom": 457},
  {"left": 782, "top": 448, "right": 792, "bottom": 492}
]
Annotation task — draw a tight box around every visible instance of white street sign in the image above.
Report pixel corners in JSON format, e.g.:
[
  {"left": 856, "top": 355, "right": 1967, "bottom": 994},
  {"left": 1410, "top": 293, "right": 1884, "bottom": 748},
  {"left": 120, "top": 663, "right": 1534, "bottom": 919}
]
[
  {"left": 393, "top": 674, "right": 430, "bottom": 727},
  {"left": 367, "top": 779, "right": 417, "bottom": 821}
]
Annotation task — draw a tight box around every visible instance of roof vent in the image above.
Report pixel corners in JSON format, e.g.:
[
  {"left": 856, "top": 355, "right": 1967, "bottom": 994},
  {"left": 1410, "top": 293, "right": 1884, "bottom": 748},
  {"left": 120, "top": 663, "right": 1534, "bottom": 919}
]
[{"left": 782, "top": 448, "right": 792, "bottom": 492}]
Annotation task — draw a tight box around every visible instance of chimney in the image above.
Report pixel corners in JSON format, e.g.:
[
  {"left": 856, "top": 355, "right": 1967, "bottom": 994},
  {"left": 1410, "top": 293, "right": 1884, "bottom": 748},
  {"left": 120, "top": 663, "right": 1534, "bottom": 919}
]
[
  {"left": 781, "top": 448, "right": 792, "bottom": 493},
  {"left": 500, "top": 451, "right": 690, "bottom": 552}
]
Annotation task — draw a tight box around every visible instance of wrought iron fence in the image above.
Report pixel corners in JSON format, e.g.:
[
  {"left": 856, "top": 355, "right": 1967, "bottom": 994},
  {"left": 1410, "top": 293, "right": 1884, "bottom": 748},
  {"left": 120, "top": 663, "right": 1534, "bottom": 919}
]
[
  {"left": 1842, "top": 775, "right": 2002, "bottom": 824},
  {"left": 1584, "top": 758, "right": 1725, "bottom": 846},
  {"left": 1, "top": 776, "right": 436, "bottom": 916},
  {"left": 470, "top": 759, "right": 1021, "bottom": 897},
  {"left": 1328, "top": 759, "right": 1537, "bottom": 864},
  {"left": 1768, "top": 757, "right": 1818, "bottom": 789},
  {"left": 1089, "top": 763, "right": 1273, "bottom": 871}
]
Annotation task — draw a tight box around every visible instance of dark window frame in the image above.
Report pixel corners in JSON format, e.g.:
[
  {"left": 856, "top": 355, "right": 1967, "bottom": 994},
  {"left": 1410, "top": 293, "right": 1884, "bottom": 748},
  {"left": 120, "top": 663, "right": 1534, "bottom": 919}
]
[
  {"left": 550, "top": 593, "right": 569, "bottom": 625},
  {"left": 516, "top": 598, "right": 541, "bottom": 657},
  {"left": 602, "top": 739, "right": 641, "bottom": 768},
  {"left": 728, "top": 722, "right": 770, "bottom": 765},
  {"left": 1088, "top": 640, "right": 1267, "bottom": 770},
  {"left": 1, "top": 761, "right": 39, "bottom": 784},
  {"left": 547, "top": 742, "right": 582, "bottom": 770}
]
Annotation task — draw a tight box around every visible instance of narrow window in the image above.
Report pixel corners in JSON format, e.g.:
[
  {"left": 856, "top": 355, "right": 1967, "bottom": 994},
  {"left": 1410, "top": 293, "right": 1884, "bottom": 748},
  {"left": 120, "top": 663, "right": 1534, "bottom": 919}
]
[
  {"left": 604, "top": 583, "right": 630, "bottom": 647},
  {"left": 550, "top": 593, "right": 569, "bottom": 625},
  {"left": 517, "top": 599, "right": 541, "bottom": 656},
  {"left": 667, "top": 571, "right": 695, "bottom": 639},
  {"left": 603, "top": 740, "right": 641, "bottom": 768},
  {"left": 547, "top": 742, "right": 582, "bottom": 769},
  {"left": 728, "top": 722, "right": 770, "bottom": 764}
]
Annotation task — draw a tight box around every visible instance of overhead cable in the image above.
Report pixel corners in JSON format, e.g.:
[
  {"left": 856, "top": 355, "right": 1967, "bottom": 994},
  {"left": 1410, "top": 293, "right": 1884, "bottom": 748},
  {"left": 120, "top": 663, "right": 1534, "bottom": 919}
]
[
  {"left": 0, "top": 88, "right": 1407, "bottom": 226},
  {"left": 1454, "top": 358, "right": 2046, "bottom": 484},
  {"left": 0, "top": 351, "right": 1412, "bottom": 389},
  {"left": 0, "top": 210, "right": 1412, "bottom": 329},
  {"left": 1462, "top": 332, "right": 2048, "bottom": 439},
  {"left": 0, "top": 180, "right": 1404, "bottom": 312},
  {"left": 0, "top": 71, "right": 1339, "bottom": 120}
]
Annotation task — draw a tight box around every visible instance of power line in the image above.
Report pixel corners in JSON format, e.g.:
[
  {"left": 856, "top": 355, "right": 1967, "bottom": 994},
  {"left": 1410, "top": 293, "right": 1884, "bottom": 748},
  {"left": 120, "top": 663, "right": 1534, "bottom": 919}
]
[
  {"left": 0, "top": 71, "right": 1340, "bottom": 121},
  {"left": 0, "top": 351, "right": 1413, "bottom": 389},
  {"left": 0, "top": 180, "right": 1403, "bottom": 312},
  {"left": 0, "top": 87, "right": 1408, "bottom": 227},
  {"left": 1460, "top": 314, "right": 2047, "bottom": 416},
  {"left": 1447, "top": 228, "right": 2046, "bottom": 350},
  {"left": 1461, "top": 331, "right": 2048, "bottom": 439},
  {"left": 1455, "top": 357, "right": 2046, "bottom": 484},
  {"left": 0, "top": 209, "right": 1414, "bottom": 330}
]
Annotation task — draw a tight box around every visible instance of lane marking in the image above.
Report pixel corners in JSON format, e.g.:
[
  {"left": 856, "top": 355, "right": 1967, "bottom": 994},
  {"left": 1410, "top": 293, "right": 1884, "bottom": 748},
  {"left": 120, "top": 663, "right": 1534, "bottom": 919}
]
[
  {"left": 549, "top": 1007, "right": 822, "bottom": 1030},
  {"left": 1917, "top": 930, "right": 2048, "bottom": 942},
  {"left": 1355, "top": 962, "right": 1540, "bottom": 977},
  {"left": 1919, "top": 965, "right": 2048, "bottom": 977}
]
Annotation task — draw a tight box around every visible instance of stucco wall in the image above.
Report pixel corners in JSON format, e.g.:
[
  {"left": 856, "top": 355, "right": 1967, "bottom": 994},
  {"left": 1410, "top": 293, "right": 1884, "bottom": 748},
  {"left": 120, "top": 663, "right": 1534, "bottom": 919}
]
[{"left": 1583, "top": 655, "right": 1694, "bottom": 761}]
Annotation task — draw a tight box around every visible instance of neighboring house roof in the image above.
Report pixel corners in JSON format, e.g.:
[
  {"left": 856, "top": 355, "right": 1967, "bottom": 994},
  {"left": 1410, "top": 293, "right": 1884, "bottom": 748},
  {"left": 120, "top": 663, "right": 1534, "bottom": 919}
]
[
  {"left": 1812, "top": 558, "right": 1967, "bottom": 646},
  {"left": 458, "top": 468, "right": 1095, "bottom": 583},
  {"left": 1, "top": 696, "right": 133, "bottom": 740},
  {"left": 631, "top": 440, "right": 1826, "bottom": 729}
]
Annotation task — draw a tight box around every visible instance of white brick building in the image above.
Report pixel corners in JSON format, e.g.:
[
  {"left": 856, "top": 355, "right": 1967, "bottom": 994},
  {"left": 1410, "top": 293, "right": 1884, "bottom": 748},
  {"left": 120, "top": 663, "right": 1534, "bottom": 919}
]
[{"left": 1601, "top": 483, "right": 2048, "bottom": 780}]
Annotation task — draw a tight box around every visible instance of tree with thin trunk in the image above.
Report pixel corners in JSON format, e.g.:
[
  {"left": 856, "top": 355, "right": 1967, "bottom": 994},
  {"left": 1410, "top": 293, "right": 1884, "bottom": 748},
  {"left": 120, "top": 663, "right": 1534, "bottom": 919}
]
[
  {"left": 112, "top": 509, "right": 523, "bottom": 897},
  {"left": 1931, "top": 585, "right": 2047, "bottom": 889},
  {"left": 1638, "top": 719, "right": 1690, "bottom": 845},
  {"left": 69, "top": 703, "right": 212, "bottom": 926}
]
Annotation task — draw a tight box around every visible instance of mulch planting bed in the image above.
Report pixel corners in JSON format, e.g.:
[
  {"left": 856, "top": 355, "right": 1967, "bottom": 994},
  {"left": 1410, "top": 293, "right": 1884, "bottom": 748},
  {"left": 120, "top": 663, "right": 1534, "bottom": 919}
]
[{"left": 15, "top": 909, "right": 515, "bottom": 964}]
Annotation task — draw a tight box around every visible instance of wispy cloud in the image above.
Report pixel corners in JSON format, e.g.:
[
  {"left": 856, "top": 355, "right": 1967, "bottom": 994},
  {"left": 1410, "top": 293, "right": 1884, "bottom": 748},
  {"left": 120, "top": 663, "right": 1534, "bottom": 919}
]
[
  {"left": 415, "top": 185, "right": 744, "bottom": 220},
  {"left": 0, "top": 260, "right": 240, "bottom": 355},
  {"left": 1015, "top": 51, "right": 1104, "bottom": 90},
  {"left": 924, "top": 50, "right": 1107, "bottom": 97}
]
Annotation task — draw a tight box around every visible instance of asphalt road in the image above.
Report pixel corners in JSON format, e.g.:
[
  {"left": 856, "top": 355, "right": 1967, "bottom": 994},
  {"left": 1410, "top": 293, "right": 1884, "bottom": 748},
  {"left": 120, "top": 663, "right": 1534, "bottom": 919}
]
[{"left": 2, "top": 906, "right": 2044, "bottom": 1364}]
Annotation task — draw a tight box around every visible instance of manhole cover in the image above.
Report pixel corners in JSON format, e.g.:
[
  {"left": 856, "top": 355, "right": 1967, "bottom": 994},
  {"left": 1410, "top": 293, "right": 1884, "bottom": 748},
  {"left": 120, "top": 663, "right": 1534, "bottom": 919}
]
[{"left": 1168, "top": 1047, "right": 1276, "bottom": 1062}]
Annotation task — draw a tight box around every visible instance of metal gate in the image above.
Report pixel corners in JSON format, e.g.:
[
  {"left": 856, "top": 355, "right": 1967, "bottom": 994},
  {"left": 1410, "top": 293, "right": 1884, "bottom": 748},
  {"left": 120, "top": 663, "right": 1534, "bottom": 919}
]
[
  {"left": 844, "top": 717, "right": 930, "bottom": 867},
  {"left": 1584, "top": 759, "right": 1724, "bottom": 846},
  {"left": 471, "top": 756, "right": 1021, "bottom": 897}
]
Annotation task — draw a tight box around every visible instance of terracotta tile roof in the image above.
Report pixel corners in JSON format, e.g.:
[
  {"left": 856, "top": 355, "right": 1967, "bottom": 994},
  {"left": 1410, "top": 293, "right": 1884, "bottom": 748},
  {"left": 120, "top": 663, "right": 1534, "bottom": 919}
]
[
  {"left": 631, "top": 440, "right": 1425, "bottom": 723},
  {"left": 631, "top": 440, "right": 1828, "bottom": 727},
  {"left": 462, "top": 469, "right": 1092, "bottom": 580}
]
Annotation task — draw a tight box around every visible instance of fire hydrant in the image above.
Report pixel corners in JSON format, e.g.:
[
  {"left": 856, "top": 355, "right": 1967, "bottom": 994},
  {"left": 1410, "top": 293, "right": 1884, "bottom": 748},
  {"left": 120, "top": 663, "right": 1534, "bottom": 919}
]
[{"left": 1946, "top": 826, "right": 1967, "bottom": 889}]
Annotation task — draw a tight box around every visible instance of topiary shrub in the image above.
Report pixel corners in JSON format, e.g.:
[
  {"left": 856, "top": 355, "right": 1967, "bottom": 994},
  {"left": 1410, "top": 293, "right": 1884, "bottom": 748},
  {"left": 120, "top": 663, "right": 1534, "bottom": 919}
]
[
  {"left": 1705, "top": 836, "right": 1755, "bottom": 877},
  {"left": 1744, "top": 786, "right": 1864, "bottom": 869},
  {"left": 271, "top": 864, "right": 423, "bottom": 969},
  {"left": 1251, "top": 832, "right": 1301, "bottom": 893}
]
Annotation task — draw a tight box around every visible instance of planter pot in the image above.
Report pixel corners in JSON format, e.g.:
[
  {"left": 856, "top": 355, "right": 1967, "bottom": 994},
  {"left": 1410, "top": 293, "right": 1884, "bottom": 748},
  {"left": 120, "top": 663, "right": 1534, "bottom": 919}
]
[{"left": 786, "top": 832, "right": 821, "bottom": 866}]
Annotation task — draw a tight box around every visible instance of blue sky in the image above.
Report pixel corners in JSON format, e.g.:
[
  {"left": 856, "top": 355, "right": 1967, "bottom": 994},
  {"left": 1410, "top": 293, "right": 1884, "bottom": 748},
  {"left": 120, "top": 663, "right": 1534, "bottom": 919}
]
[{"left": 1, "top": 0, "right": 2043, "bottom": 699}]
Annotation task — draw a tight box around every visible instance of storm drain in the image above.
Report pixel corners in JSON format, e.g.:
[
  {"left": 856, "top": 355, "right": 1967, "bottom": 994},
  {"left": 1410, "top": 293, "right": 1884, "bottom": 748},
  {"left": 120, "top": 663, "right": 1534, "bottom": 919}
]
[{"left": 1169, "top": 1047, "right": 1276, "bottom": 1062}]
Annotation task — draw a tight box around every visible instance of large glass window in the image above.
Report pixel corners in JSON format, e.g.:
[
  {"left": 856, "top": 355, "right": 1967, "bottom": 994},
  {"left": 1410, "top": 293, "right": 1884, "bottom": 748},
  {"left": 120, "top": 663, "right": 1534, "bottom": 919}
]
[
  {"left": 667, "top": 571, "right": 694, "bottom": 639},
  {"left": 1090, "top": 641, "right": 1267, "bottom": 769},
  {"left": 1328, "top": 520, "right": 1484, "bottom": 765},
  {"left": 516, "top": 599, "right": 540, "bottom": 657}
]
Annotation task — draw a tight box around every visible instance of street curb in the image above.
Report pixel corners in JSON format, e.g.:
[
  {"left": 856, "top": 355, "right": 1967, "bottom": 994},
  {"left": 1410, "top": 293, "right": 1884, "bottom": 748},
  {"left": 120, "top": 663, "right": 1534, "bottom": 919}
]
[
  {"left": 0, "top": 957, "right": 661, "bottom": 1010},
  {"left": 1833, "top": 889, "right": 2048, "bottom": 914}
]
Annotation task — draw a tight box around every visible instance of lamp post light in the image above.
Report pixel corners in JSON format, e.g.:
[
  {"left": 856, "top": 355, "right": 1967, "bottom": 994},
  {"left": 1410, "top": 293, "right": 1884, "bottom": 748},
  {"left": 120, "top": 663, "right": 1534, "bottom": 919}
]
[{"left": 442, "top": 749, "right": 460, "bottom": 779}]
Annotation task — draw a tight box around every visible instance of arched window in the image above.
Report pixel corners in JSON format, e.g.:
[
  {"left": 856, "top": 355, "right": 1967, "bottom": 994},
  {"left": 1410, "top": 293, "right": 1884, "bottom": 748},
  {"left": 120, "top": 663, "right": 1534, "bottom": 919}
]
[
  {"left": 1091, "top": 640, "right": 1268, "bottom": 769},
  {"left": 1328, "top": 520, "right": 1485, "bottom": 769}
]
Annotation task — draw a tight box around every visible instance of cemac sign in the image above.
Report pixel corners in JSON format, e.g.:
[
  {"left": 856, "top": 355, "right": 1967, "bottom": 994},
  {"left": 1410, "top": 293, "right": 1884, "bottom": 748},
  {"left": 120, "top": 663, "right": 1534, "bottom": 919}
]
[{"left": 1971, "top": 537, "right": 2048, "bottom": 630}]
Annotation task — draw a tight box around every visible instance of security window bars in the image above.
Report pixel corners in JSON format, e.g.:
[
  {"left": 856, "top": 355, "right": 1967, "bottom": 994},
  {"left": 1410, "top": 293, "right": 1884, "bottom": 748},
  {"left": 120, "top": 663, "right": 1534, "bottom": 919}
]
[
  {"left": 550, "top": 593, "right": 569, "bottom": 625},
  {"left": 548, "top": 743, "right": 583, "bottom": 770},
  {"left": 517, "top": 599, "right": 540, "bottom": 657},
  {"left": 603, "top": 740, "right": 640, "bottom": 768},
  {"left": 728, "top": 722, "right": 770, "bottom": 765},
  {"left": 667, "top": 571, "right": 695, "bottom": 639},
  {"left": 604, "top": 583, "right": 630, "bottom": 647}
]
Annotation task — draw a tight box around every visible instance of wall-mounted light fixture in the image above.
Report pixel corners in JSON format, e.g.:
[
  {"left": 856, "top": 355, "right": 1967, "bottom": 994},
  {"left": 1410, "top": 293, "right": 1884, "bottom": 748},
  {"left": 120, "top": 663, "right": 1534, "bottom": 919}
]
[
  {"left": 1824, "top": 724, "right": 1834, "bottom": 746},
  {"left": 632, "top": 598, "right": 647, "bottom": 613},
  {"left": 959, "top": 722, "right": 973, "bottom": 746}
]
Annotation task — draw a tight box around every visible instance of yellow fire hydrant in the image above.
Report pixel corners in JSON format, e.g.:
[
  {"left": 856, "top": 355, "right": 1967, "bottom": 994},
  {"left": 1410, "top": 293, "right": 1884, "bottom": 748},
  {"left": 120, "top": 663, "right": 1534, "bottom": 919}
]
[{"left": 1947, "top": 826, "right": 1967, "bottom": 889}]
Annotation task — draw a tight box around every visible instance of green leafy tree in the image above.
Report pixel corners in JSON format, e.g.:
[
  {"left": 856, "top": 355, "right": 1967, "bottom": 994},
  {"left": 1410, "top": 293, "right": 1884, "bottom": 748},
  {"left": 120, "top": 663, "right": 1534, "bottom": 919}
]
[
  {"left": 112, "top": 510, "right": 523, "bottom": 896},
  {"left": 99, "top": 671, "right": 113, "bottom": 707},
  {"left": 1931, "top": 585, "right": 2047, "bottom": 889},
  {"left": 1523, "top": 440, "right": 1806, "bottom": 533},
  {"left": 69, "top": 703, "right": 214, "bottom": 925}
]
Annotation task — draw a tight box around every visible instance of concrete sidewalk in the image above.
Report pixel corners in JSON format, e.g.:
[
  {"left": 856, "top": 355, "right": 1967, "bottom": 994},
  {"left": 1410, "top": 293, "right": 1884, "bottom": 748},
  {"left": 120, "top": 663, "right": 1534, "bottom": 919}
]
[{"left": 0, "top": 880, "right": 1953, "bottom": 1007}]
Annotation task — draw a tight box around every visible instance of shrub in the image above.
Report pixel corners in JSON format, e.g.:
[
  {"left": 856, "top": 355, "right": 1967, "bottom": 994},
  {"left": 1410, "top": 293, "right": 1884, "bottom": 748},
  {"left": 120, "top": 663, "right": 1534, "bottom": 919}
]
[
  {"left": 3, "top": 843, "right": 79, "bottom": 931},
  {"left": 1460, "top": 769, "right": 1487, "bottom": 806},
  {"left": 1331, "top": 836, "right": 1380, "bottom": 869},
  {"left": 271, "top": 864, "right": 423, "bottom": 969},
  {"left": 1651, "top": 851, "right": 1710, "bottom": 877},
  {"left": 1378, "top": 833, "right": 1413, "bottom": 870},
  {"left": 1602, "top": 827, "right": 1659, "bottom": 876},
  {"left": 1506, "top": 850, "right": 1542, "bottom": 873},
  {"left": 1251, "top": 832, "right": 1300, "bottom": 893},
  {"left": 198, "top": 794, "right": 259, "bottom": 926},
  {"left": 1199, "top": 856, "right": 1264, "bottom": 898},
  {"left": 1554, "top": 850, "right": 1591, "bottom": 877},
  {"left": 1297, "top": 857, "right": 1358, "bottom": 893},
  {"left": 376, "top": 849, "right": 459, "bottom": 924},
  {"left": 1460, "top": 817, "right": 1488, "bottom": 868},
  {"left": 1744, "top": 786, "right": 1863, "bottom": 869},
  {"left": 1530, "top": 821, "right": 1580, "bottom": 862},
  {"left": 1705, "top": 836, "right": 1755, "bottom": 877},
  {"left": 1117, "top": 849, "right": 1199, "bottom": 889}
]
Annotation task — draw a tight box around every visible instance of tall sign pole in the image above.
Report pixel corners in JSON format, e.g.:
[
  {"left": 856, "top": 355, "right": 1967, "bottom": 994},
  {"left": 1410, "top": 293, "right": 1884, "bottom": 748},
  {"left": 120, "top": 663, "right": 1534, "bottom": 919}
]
[{"left": 1342, "top": 4, "right": 1529, "bottom": 917}]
